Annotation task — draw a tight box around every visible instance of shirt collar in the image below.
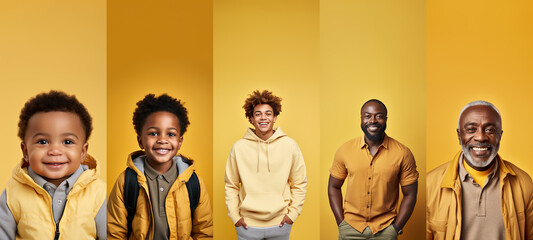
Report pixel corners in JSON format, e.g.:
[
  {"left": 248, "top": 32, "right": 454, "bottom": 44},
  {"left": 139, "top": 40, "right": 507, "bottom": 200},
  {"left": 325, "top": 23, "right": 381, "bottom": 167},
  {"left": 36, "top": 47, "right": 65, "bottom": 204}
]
[
  {"left": 27, "top": 164, "right": 85, "bottom": 194},
  {"left": 144, "top": 158, "right": 177, "bottom": 183},
  {"left": 358, "top": 134, "right": 389, "bottom": 149}
]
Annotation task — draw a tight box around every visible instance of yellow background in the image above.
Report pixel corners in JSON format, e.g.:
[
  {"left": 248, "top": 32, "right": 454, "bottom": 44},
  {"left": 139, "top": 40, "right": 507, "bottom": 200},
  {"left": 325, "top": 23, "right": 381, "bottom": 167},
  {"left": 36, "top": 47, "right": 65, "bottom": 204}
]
[
  {"left": 320, "top": 1, "right": 426, "bottom": 239},
  {"left": 0, "top": 1, "right": 107, "bottom": 189},
  {"left": 427, "top": 1, "right": 533, "bottom": 176},
  {"left": 213, "top": 1, "right": 320, "bottom": 239},
  {"left": 106, "top": 1, "right": 213, "bottom": 199}
]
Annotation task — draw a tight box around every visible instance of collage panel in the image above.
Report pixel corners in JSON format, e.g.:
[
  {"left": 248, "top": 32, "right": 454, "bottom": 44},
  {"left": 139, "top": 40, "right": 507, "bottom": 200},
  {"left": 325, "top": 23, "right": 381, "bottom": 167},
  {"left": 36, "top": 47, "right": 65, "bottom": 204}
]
[
  {"left": 0, "top": 1, "right": 107, "bottom": 238},
  {"left": 320, "top": 1, "right": 426, "bottom": 240},
  {"left": 213, "top": 1, "right": 320, "bottom": 239}
]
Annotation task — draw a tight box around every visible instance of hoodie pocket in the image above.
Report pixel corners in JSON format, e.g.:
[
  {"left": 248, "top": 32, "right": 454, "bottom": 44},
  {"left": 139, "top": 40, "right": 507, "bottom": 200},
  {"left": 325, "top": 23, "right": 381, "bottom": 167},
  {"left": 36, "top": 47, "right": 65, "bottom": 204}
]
[{"left": 240, "top": 193, "right": 286, "bottom": 218}]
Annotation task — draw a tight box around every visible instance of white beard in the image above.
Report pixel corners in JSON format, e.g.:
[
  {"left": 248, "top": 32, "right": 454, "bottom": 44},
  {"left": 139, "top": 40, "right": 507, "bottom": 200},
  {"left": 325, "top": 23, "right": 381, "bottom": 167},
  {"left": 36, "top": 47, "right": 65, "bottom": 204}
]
[{"left": 461, "top": 143, "right": 499, "bottom": 168}]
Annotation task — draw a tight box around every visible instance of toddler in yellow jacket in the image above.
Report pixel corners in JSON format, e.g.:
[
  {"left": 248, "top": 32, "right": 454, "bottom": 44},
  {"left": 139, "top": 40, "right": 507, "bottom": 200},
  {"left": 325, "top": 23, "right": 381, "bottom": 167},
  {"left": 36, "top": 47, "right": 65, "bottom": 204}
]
[
  {"left": 107, "top": 94, "right": 213, "bottom": 240},
  {"left": 0, "top": 90, "right": 106, "bottom": 239}
]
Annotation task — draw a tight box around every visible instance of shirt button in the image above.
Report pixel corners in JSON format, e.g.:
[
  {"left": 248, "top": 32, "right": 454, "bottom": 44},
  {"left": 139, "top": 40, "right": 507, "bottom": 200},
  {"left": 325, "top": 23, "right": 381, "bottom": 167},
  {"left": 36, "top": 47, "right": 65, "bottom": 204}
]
[
  {"left": 368, "top": 177, "right": 371, "bottom": 180},
  {"left": 57, "top": 200, "right": 62, "bottom": 204},
  {"left": 368, "top": 192, "right": 370, "bottom": 194},
  {"left": 160, "top": 187, "right": 164, "bottom": 192},
  {"left": 366, "top": 205, "right": 369, "bottom": 208},
  {"left": 159, "top": 176, "right": 163, "bottom": 179}
]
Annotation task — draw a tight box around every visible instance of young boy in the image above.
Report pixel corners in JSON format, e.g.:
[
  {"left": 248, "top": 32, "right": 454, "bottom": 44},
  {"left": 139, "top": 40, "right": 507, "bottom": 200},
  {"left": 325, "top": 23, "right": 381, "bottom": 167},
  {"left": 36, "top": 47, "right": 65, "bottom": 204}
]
[
  {"left": 107, "top": 94, "right": 213, "bottom": 240},
  {"left": 0, "top": 90, "right": 107, "bottom": 239},
  {"left": 225, "top": 90, "right": 307, "bottom": 240}
]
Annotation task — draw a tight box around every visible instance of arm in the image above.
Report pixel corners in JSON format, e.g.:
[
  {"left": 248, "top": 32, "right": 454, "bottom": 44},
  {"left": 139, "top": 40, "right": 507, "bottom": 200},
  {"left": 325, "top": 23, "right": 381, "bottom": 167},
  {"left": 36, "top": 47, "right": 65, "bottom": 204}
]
[
  {"left": 328, "top": 175, "right": 345, "bottom": 225},
  {"left": 224, "top": 148, "right": 242, "bottom": 225},
  {"left": 107, "top": 172, "right": 129, "bottom": 240},
  {"left": 285, "top": 145, "right": 307, "bottom": 223},
  {"left": 94, "top": 197, "right": 107, "bottom": 240},
  {"left": 393, "top": 182, "right": 418, "bottom": 230},
  {"left": 191, "top": 176, "right": 213, "bottom": 240},
  {"left": 0, "top": 189, "right": 16, "bottom": 240}
]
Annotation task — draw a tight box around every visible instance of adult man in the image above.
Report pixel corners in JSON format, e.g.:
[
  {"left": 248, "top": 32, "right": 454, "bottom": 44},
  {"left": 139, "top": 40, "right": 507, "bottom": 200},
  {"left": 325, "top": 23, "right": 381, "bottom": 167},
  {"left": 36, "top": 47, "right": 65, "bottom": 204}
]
[
  {"left": 328, "top": 99, "right": 418, "bottom": 240},
  {"left": 225, "top": 90, "right": 307, "bottom": 240},
  {"left": 426, "top": 100, "right": 533, "bottom": 240}
]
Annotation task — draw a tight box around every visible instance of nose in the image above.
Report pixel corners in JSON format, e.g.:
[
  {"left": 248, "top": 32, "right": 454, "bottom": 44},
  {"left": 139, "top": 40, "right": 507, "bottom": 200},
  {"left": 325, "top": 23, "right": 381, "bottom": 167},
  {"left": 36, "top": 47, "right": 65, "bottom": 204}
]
[
  {"left": 260, "top": 113, "right": 267, "bottom": 120},
  {"left": 47, "top": 144, "right": 62, "bottom": 156},
  {"left": 368, "top": 115, "right": 377, "bottom": 124},
  {"left": 473, "top": 128, "right": 488, "bottom": 142},
  {"left": 156, "top": 135, "right": 168, "bottom": 144}
]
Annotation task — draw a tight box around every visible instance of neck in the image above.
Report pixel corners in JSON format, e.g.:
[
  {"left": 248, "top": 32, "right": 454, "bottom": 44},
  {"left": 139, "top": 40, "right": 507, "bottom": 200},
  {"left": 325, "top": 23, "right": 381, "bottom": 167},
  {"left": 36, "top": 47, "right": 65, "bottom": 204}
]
[{"left": 146, "top": 158, "right": 173, "bottom": 174}]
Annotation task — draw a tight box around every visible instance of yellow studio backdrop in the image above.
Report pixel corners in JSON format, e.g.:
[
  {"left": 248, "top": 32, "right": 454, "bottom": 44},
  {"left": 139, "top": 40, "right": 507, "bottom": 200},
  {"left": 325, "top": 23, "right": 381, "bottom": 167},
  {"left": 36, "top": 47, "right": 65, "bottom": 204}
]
[
  {"left": 0, "top": 1, "right": 107, "bottom": 189},
  {"left": 427, "top": 1, "right": 533, "bottom": 176},
  {"left": 321, "top": 1, "right": 426, "bottom": 240},
  {"left": 213, "top": 0, "right": 320, "bottom": 239},
  {"left": 107, "top": 0, "right": 213, "bottom": 200}
]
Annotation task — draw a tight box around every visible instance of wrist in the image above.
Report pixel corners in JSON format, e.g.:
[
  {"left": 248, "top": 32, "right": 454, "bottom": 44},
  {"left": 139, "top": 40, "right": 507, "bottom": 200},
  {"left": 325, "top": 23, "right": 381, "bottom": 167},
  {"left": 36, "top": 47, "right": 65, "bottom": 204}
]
[{"left": 392, "top": 222, "right": 403, "bottom": 235}]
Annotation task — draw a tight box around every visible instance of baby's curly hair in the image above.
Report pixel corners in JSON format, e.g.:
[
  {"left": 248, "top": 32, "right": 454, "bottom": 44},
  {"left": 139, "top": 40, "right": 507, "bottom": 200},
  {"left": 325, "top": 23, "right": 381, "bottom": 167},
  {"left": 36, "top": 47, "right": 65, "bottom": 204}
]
[
  {"left": 18, "top": 90, "right": 93, "bottom": 141},
  {"left": 132, "top": 94, "right": 190, "bottom": 136},
  {"left": 243, "top": 90, "right": 282, "bottom": 123}
]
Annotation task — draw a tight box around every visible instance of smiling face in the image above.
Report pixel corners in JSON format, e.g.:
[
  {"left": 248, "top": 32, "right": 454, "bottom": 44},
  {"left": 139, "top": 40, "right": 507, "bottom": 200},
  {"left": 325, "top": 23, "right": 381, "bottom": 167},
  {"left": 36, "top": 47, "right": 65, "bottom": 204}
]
[
  {"left": 457, "top": 105, "right": 502, "bottom": 170},
  {"left": 137, "top": 111, "right": 183, "bottom": 173},
  {"left": 21, "top": 111, "right": 88, "bottom": 186},
  {"left": 360, "top": 101, "right": 388, "bottom": 142},
  {"left": 250, "top": 104, "right": 277, "bottom": 140}
]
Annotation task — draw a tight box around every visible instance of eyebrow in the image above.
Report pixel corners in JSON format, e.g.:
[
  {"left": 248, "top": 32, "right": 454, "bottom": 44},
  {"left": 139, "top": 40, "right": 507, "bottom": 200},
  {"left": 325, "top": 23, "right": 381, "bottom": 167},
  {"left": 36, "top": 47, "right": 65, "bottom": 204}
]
[
  {"left": 254, "top": 110, "right": 273, "bottom": 113},
  {"left": 146, "top": 126, "right": 178, "bottom": 131},
  {"left": 31, "top": 132, "right": 80, "bottom": 140}
]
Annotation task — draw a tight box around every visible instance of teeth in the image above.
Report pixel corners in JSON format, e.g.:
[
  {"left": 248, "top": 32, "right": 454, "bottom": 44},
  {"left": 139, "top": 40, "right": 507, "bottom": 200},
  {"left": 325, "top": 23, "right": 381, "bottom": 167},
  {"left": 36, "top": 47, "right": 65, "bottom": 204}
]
[
  {"left": 155, "top": 149, "right": 169, "bottom": 154},
  {"left": 472, "top": 147, "right": 488, "bottom": 151}
]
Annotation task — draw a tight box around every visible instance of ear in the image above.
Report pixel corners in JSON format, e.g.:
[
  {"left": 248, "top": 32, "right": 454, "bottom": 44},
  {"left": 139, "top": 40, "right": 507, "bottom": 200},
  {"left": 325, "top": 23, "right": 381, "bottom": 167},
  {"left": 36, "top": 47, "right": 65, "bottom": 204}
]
[
  {"left": 81, "top": 142, "right": 88, "bottom": 162},
  {"left": 273, "top": 115, "right": 277, "bottom": 123},
  {"left": 177, "top": 136, "right": 184, "bottom": 151},
  {"left": 20, "top": 142, "right": 28, "bottom": 162},
  {"left": 137, "top": 135, "right": 144, "bottom": 149},
  {"left": 456, "top": 128, "right": 461, "bottom": 144}
]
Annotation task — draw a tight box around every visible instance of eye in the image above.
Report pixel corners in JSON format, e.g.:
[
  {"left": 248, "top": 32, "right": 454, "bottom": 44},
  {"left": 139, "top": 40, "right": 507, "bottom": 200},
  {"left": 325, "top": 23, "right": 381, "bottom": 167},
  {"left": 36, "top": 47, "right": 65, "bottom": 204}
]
[
  {"left": 148, "top": 132, "right": 158, "bottom": 136},
  {"left": 465, "top": 127, "right": 477, "bottom": 133},
  {"left": 36, "top": 139, "right": 48, "bottom": 144},
  {"left": 376, "top": 114, "right": 385, "bottom": 120},
  {"left": 485, "top": 128, "right": 496, "bottom": 134},
  {"left": 63, "top": 139, "right": 74, "bottom": 145},
  {"left": 266, "top": 112, "right": 272, "bottom": 116},
  {"left": 168, "top": 132, "right": 176, "bottom": 137}
]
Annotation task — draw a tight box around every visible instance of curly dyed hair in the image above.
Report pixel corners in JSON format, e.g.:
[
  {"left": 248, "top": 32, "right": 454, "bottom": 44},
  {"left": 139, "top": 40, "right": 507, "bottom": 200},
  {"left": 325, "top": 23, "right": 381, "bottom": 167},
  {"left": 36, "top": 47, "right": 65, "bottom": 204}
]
[
  {"left": 132, "top": 93, "right": 190, "bottom": 136},
  {"left": 18, "top": 90, "right": 93, "bottom": 141},
  {"left": 243, "top": 90, "right": 282, "bottom": 123}
]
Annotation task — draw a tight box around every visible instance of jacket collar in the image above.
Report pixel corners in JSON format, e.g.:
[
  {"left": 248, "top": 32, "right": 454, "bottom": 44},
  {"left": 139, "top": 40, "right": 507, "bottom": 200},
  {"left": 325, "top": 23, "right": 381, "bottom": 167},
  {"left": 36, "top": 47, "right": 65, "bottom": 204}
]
[{"left": 441, "top": 151, "right": 516, "bottom": 189}]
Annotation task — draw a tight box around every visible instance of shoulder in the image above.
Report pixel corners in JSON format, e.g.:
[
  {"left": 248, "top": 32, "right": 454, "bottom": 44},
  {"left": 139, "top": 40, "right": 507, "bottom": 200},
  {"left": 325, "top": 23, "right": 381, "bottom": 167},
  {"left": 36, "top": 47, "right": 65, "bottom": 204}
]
[
  {"left": 386, "top": 136, "right": 412, "bottom": 154},
  {"left": 336, "top": 137, "right": 360, "bottom": 152},
  {"left": 503, "top": 160, "right": 533, "bottom": 186},
  {"left": 427, "top": 162, "right": 452, "bottom": 183}
]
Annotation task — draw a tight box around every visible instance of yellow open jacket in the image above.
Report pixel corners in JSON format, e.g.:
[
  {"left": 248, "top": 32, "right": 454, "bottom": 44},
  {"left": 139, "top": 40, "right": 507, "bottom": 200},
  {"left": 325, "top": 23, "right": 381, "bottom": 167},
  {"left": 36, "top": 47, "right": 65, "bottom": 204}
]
[
  {"left": 107, "top": 151, "right": 213, "bottom": 240},
  {"left": 426, "top": 151, "right": 533, "bottom": 240},
  {"left": 6, "top": 155, "right": 106, "bottom": 240}
]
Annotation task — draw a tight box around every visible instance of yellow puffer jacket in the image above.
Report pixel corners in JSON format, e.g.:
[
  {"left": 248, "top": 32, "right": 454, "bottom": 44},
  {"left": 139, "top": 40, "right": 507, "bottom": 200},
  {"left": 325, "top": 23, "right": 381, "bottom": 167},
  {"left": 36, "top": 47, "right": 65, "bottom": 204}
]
[
  {"left": 107, "top": 151, "right": 213, "bottom": 240},
  {"left": 6, "top": 155, "right": 106, "bottom": 240},
  {"left": 426, "top": 151, "right": 533, "bottom": 240}
]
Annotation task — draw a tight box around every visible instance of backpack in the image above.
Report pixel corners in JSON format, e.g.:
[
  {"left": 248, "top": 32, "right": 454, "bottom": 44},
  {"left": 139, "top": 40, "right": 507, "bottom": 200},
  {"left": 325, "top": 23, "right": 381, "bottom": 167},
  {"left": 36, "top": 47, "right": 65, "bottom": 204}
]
[{"left": 123, "top": 160, "right": 200, "bottom": 238}]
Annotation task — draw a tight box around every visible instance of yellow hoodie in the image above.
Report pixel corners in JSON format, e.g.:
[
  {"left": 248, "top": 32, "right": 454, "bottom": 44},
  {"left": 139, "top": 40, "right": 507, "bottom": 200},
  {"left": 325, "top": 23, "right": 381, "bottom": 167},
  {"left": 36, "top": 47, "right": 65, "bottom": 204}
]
[{"left": 225, "top": 127, "right": 307, "bottom": 227}]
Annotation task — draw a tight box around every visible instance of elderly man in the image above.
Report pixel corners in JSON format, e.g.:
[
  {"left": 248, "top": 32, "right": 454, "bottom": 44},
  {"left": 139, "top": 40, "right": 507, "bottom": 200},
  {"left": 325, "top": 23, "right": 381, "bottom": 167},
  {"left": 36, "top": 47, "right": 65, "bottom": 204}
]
[
  {"left": 328, "top": 99, "right": 419, "bottom": 240},
  {"left": 426, "top": 100, "right": 533, "bottom": 240}
]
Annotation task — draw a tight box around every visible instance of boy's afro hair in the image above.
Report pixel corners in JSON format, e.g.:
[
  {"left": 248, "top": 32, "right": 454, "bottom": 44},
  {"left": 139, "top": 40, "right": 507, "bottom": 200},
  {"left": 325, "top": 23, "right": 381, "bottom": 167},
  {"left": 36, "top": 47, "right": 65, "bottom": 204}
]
[
  {"left": 18, "top": 90, "right": 93, "bottom": 141},
  {"left": 243, "top": 90, "right": 282, "bottom": 123},
  {"left": 132, "top": 93, "right": 190, "bottom": 136}
]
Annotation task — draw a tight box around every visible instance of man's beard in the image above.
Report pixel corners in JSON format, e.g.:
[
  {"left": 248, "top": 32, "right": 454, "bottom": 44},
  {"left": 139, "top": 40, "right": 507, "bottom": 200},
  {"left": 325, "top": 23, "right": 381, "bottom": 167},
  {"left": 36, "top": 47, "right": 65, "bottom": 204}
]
[
  {"left": 461, "top": 142, "right": 499, "bottom": 168},
  {"left": 361, "top": 123, "right": 387, "bottom": 142}
]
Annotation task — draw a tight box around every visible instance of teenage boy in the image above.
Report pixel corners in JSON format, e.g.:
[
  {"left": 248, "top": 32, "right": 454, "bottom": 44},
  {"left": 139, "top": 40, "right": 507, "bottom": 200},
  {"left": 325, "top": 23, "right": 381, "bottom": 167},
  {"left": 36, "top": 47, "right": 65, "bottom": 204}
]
[
  {"left": 225, "top": 90, "right": 307, "bottom": 240},
  {"left": 0, "top": 90, "right": 106, "bottom": 239},
  {"left": 107, "top": 93, "right": 213, "bottom": 240}
]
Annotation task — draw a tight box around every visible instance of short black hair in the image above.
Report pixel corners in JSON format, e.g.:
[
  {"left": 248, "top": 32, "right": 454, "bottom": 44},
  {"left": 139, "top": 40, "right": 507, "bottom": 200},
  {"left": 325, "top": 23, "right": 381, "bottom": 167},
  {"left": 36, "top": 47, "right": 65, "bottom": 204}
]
[
  {"left": 18, "top": 90, "right": 93, "bottom": 141},
  {"left": 361, "top": 99, "right": 387, "bottom": 115},
  {"left": 132, "top": 94, "right": 190, "bottom": 136}
]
